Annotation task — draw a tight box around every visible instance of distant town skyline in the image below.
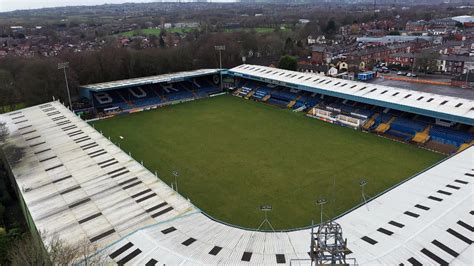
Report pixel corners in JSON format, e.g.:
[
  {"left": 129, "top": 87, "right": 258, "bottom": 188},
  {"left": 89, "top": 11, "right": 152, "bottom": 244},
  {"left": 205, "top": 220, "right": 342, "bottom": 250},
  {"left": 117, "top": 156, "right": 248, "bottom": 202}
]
[{"left": 0, "top": 0, "right": 237, "bottom": 13}]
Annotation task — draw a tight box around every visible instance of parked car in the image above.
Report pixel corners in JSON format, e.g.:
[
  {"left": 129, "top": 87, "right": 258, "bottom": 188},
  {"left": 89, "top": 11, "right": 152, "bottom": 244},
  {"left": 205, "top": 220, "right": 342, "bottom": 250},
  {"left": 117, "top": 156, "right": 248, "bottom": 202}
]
[
  {"left": 411, "top": 73, "right": 417, "bottom": 77},
  {"left": 397, "top": 71, "right": 404, "bottom": 75},
  {"left": 406, "top": 73, "right": 412, "bottom": 77}
]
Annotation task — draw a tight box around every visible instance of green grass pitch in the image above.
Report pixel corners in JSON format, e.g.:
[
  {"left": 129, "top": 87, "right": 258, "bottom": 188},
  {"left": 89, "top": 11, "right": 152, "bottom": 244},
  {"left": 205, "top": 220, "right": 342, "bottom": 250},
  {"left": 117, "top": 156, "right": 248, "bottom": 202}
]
[{"left": 91, "top": 95, "right": 445, "bottom": 230}]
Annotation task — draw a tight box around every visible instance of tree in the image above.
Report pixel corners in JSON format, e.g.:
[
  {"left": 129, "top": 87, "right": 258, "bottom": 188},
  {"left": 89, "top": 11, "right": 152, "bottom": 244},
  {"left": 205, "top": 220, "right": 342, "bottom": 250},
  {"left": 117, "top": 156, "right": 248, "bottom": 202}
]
[
  {"left": 159, "top": 35, "right": 166, "bottom": 48},
  {"left": 17, "top": 59, "right": 66, "bottom": 106},
  {"left": 284, "top": 37, "right": 294, "bottom": 54},
  {"left": 278, "top": 55, "right": 298, "bottom": 71},
  {"left": 0, "top": 70, "right": 18, "bottom": 113},
  {"left": 0, "top": 122, "right": 8, "bottom": 143},
  {"left": 324, "top": 20, "right": 337, "bottom": 35},
  {"left": 416, "top": 51, "right": 439, "bottom": 73},
  {"left": 8, "top": 231, "right": 107, "bottom": 265}
]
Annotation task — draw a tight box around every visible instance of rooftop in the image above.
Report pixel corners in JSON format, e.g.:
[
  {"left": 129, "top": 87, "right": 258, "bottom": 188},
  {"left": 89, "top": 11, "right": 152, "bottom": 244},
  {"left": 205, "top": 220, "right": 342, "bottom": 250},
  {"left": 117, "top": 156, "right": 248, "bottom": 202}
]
[
  {"left": 0, "top": 101, "right": 472, "bottom": 265},
  {"left": 0, "top": 102, "right": 195, "bottom": 249},
  {"left": 229, "top": 64, "right": 474, "bottom": 125},
  {"left": 80, "top": 69, "right": 219, "bottom": 92}
]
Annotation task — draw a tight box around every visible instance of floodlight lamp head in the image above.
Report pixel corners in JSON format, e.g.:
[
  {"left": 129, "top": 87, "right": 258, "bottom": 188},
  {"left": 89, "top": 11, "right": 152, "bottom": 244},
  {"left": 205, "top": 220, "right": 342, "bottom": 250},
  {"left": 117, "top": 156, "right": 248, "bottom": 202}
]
[
  {"left": 57, "top": 62, "right": 69, "bottom": 69},
  {"left": 317, "top": 198, "right": 327, "bottom": 205},
  {"left": 359, "top": 179, "right": 367, "bottom": 187},
  {"left": 214, "top": 45, "right": 226, "bottom": 51}
]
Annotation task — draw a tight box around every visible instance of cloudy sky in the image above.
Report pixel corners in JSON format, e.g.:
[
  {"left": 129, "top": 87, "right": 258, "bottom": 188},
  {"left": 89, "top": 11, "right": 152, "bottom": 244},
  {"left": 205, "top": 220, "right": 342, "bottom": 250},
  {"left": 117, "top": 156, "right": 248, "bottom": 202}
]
[{"left": 0, "top": 0, "right": 236, "bottom": 12}]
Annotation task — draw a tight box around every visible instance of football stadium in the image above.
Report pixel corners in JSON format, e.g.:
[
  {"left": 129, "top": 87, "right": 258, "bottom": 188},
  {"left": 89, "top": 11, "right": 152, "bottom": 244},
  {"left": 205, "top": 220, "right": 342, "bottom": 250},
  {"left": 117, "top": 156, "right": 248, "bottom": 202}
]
[{"left": 0, "top": 64, "right": 473, "bottom": 265}]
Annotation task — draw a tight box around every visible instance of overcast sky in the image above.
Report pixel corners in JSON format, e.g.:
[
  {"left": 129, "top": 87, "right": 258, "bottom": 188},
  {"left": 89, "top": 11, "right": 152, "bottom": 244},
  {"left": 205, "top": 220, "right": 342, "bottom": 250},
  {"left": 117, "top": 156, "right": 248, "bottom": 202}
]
[{"left": 0, "top": 0, "right": 235, "bottom": 13}]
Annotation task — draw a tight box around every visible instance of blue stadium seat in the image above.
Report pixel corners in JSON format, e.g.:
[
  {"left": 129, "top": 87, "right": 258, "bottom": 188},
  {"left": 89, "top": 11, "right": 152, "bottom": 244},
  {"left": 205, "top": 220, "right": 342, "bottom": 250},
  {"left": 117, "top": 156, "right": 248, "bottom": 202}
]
[
  {"left": 267, "top": 97, "right": 288, "bottom": 107},
  {"left": 389, "top": 118, "right": 426, "bottom": 136},
  {"left": 386, "top": 129, "right": 414, "bottom": 141},
  {"left": 270, "top": 90, "right": 297, "bottom": 102},
  {"left": 252, "top": 87, "right": 271, "bottom": 100},
  {"left": 430, "top": 125, "right": 474, "bottom": 147}
]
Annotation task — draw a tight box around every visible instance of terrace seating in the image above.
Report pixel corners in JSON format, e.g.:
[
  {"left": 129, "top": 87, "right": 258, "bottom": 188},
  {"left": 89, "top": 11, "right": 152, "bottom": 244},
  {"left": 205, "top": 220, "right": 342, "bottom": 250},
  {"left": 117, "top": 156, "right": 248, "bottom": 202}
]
[
  {"left": 159, "top": 83, "right": 195, "bottom": 102},
  {"left": 267, "top": 90, "right": 295, "bottom": 107},
  {"left": 197, "top": 86, "right": 221, "bottom": 97},
  {"left": 271, "top": 90, "right": 297, "bottom": 102},
  {"left": 252, "top": 87, "right": 271, "bottom": 100},
  {"left": 167, "top": 90, "right": 194, "bottom": 101},
  {"left": 93, "top": 91, "right": 129, "bottom": 110},
  {"left": 412, "top": 125, "right": 432, "bottom": 144},
  {"left": 363, "top": 113, "right": 379, "bottom": 130},
  {"left": 389, "top": 117, "right": 426, "bottom": 137},
  {"left": 386, "top": 128, "right": 416, "bottom": 141},
  {"left": 239, "top": 87, "right": 253, "bottom": 97},
  {"left": 430, "top": 125, "right": 474, "bottom": 147},
  {"left": 267, "top": 97, "right": 289, "bottom": 107},
  {"left": 292, "top": 101, "right": 306, "bottom": 109},
  {"left": 372, "top": 113, "right": 392, "bottom": 126},
  {"left": 304, "top": 97, "right": 319, "bottom": 109},
  {"left": 375, "top": 116, "right": 396, "bottom": 133},
  {"left": 133, "top": 97, "right": 162, "bottom": 107}
]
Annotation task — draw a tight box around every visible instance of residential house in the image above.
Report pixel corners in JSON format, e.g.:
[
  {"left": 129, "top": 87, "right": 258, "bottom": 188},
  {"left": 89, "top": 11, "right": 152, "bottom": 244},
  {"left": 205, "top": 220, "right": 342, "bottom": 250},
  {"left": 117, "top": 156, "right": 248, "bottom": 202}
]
[
  {"left": 297, "top": 63, "right": 329, "bottom": 75},
  {"left": 438, "top": 55, "right": 474, "bottom": 74},
  {"left": 406, "top": 20, "right": 428, "bottom": 32}
]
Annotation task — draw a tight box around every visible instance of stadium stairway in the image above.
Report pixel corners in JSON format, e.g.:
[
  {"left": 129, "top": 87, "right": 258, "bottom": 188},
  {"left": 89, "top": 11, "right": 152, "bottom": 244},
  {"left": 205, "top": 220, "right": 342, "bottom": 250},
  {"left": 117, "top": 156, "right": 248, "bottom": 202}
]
[
  {"left": 287, "top": 95, "right": 302, "bottom": 108},
  {"left": 375, "top": 116, "right": 396, "bottom": 133},
  {"left": 362, "top": 113, "right": 379, "bottom": 130},
  {"left": 287, "top": 100, "right": 296, "bottom": 108},
  {"left": 458, "top": 141, "right": 474, "bottom": 152},
  {"left": 412, "top": 125, "right": 432, "bottom": 144},
  {"left": 245, "top": 90, "right": 255, "bottom": 99},
  {"left": 233, "top": 88, "right": 242, "bottom": 96}
]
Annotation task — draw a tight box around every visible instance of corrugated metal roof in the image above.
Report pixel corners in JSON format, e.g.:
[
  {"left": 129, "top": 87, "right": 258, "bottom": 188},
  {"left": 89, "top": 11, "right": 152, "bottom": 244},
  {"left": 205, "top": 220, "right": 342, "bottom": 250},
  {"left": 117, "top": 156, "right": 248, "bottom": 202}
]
[
  {"left": 1, "top": 102, "right": 472, "bottom": 265},
  {"left": 80, "top": 69, "right": 219, "bottom": 91},
  {"left": 228, "top": 64, "right": 474, "bottom": 125},
  {"left": 0, "top": 102, "right": 196, "bottom": 250},
  {"left": 103, "top": 146, "right": 473, "bottom": 265}
]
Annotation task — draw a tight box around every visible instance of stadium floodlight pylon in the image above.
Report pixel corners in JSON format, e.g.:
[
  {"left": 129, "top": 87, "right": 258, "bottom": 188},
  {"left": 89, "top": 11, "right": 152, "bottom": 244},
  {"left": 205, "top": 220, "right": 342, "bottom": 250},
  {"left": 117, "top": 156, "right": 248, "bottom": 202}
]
[
  {"left": 257, "top": 205, "right": 276, "bottom": 232},
  {"left": 310, "top": 220, "right": 352, "bottom": 265},
  {"left": 58, "top": 62, "right": 72, "bottom": 110},
  {"left": 316, "top": 197, "right": 327, "bottom": 225},
  {"left": 172, "top": 170, "right": 179, "bottom": 193},
  {"left": 214, "top": 45, "right": 225, "bottom": 91},
  {"left": 359, "top": 179, "right": 369, "bottom": 210}
]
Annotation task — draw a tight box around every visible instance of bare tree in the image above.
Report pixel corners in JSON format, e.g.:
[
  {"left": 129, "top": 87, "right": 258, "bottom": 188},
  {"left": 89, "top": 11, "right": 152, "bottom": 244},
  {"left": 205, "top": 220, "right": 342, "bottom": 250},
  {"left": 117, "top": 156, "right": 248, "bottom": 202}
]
[
  {"left": 8, "top": 231, "right": 108, "bottom": 266},
  {"left": 0, "top": 122, "right": 8, "bottom": 143}
]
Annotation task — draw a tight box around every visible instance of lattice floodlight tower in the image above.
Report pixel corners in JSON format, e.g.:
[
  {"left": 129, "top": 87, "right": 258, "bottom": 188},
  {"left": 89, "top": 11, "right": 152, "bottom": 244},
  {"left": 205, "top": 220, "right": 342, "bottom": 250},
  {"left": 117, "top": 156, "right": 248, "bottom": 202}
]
[{"left": 310, "top": 221, "right": 349, "bottom": 265}]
